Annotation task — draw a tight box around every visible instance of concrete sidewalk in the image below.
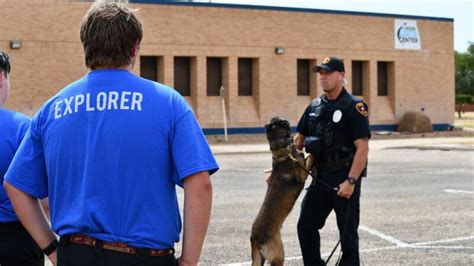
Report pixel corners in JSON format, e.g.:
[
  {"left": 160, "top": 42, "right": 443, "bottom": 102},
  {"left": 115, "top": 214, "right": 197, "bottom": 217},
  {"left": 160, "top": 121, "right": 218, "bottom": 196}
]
[{"left": 210, "top": 136, "right": 474, "bottom": 155}]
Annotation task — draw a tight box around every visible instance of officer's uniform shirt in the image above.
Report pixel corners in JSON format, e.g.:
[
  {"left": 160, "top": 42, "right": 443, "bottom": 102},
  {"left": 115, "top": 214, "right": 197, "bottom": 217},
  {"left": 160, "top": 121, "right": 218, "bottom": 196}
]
[
  {"left": 0, "top": 109, "right": 30, "bottom": 222},
  {"left": 297, "top": 89, "right": 370, "bottom": 143},
  {"left": 297, "top": 89, "right": 370, "bottom": 184},
  {"left": 5, "top": 69, "right": 219, "bottom": 249}
]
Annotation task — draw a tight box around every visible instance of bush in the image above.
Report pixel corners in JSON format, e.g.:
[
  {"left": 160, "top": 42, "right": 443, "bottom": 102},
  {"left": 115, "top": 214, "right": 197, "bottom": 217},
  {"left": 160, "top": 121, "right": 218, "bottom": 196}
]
[{"left": 456, "top": 94, "right": 473, "bottom": 104}]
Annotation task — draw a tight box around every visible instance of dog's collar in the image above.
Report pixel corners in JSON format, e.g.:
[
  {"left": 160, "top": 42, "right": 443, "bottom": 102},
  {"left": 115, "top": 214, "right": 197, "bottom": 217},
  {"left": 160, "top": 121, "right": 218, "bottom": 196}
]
[
  {"left": 271, "top": 147, "right": 292, "bottom": 163},
  {"left": 272, "top": 145, "right": 301, "bottom": 165},
  {"left": 270, "top": 136, "right": 297, "bottom": 163}
]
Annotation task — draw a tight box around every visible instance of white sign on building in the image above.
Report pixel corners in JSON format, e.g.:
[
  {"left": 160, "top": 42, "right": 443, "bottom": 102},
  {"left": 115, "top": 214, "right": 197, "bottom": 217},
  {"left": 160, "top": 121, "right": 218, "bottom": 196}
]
[{"left": 394, "top": 19, "right": 421, "bottom": 50}]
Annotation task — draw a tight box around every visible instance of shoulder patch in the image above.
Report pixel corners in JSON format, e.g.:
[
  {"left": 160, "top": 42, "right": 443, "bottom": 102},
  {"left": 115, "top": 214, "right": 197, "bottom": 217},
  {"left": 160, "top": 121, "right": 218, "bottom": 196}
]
[{"left": 355, "top": 102, "right": 368, "bottom": 117}]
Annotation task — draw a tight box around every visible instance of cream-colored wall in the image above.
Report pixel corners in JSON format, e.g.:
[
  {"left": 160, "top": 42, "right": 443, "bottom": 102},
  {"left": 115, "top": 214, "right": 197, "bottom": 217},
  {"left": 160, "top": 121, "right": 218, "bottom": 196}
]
[{"left": 0, "top": 1, "right": 454, "bottom": 129}]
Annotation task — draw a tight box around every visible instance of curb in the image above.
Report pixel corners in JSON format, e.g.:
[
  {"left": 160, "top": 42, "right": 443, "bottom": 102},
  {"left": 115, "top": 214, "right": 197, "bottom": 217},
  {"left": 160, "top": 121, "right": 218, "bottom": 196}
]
[{"left": 210, "top": 137, "right": 474, "bottom": 155}]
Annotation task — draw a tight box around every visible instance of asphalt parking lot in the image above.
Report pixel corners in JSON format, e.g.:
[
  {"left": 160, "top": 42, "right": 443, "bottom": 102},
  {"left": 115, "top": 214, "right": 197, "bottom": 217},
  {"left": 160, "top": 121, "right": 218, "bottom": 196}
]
[
  {"left": 44, "top": 137, "right": 473, "bottom": 265},
  {"left": 177, "top": 140, "right": 474, "bottom": 265}
]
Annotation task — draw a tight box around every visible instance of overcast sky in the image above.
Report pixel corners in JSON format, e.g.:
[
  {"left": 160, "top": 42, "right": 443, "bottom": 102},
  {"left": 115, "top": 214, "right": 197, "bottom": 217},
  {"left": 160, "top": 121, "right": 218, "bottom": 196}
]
[{"left": 204, "top": 0, "right": 473, "bottom": 52}]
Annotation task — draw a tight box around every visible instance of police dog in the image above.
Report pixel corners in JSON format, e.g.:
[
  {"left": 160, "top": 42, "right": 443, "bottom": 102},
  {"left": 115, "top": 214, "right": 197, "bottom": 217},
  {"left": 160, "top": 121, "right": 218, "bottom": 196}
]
[{"left": 250, "top": 117, "right": 310, "bottom": 266}]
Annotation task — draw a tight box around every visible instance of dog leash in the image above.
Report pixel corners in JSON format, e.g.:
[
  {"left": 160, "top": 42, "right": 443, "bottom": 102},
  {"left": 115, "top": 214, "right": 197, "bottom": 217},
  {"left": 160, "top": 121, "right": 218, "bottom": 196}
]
[
  {"left": 326, "top": 200, "right": 352, "bottom": 266},
  {"left": 284, "top": 149, "right": 353, "bottom": 265},
  {"left": 282, "top": 148, "right": 337, "bottom": 191}
]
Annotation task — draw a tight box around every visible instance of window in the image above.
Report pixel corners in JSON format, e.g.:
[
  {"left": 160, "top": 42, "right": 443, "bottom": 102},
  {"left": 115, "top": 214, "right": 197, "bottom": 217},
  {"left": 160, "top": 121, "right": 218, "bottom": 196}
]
[
  {"left": 174, "top": 57, "right": 191, "bottom": 96},
  {"left": 297, "top": 59, "right": 310, "bottom": 96},
  {"left": 140, "top": 56, "right": 158, "bottom": 82},
  {"left": 238, "top": 58, "right": 253, "bottom": 96},
  {"left": 377, "top": 62, "right": 388, "bottom": 96},
  {"left": 207, "top": 57, "right": 222, "bottom": 96},
  {"left": 352, "top": 61, "right": 363, "bottom": 96}
]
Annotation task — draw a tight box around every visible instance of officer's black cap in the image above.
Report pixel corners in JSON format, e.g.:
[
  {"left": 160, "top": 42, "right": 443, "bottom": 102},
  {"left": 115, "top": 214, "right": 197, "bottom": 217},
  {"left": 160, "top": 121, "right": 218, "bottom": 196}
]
[
  {"left": 313, "top": 56, "right": 344, "bottom": 73},
  {"left": 0, "top": 50, "right": 11, "bottom": 74}
]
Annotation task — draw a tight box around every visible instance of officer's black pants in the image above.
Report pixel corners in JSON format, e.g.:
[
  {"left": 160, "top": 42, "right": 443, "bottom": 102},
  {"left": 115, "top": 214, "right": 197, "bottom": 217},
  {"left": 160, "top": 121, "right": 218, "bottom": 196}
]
[
  {"left": 57, "top": 237, "right": 177, "bottom": 266},
  {"left": 297, "top": 178, "right": 361, "bottom": 266},
  {"left": 0, "top": 221, "right": 44, "bottom": 266}
]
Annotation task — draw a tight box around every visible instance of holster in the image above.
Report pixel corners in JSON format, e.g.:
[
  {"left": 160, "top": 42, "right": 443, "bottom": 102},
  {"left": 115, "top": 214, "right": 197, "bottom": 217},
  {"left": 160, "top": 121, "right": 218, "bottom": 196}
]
[
  {"left": 315, "top": 152, "right": 368, "bottom": 178},
  {"left": 316, "top": 149, "right": 355, "bottom": 173}
]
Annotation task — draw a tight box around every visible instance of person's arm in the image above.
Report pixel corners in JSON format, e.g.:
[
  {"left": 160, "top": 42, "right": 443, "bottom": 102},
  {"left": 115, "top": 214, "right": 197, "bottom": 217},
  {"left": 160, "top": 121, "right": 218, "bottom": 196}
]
[
  {"left": 337, "top": 137, "right": 369, "bottom": 198},
  {"left": 40, "top": 197, "right": 50, "bottom": 221},
  {"left": 295, "top": 103, "right": 311, "bottom": 151},
  {"left": 3, "top": 181, "right": 57, "bottom": 264},
  {"left": 294, "top": 132, "right": 306, "bottom": 151},
  {"left": 179, "top": 171, "right": 213, "bottom": 266}
]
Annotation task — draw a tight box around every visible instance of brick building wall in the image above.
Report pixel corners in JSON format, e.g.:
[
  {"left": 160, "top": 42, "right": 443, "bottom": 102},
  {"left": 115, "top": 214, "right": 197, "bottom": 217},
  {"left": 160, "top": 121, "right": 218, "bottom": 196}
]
[{"left": 0, "top": 0, "right": 454, "bottom": 132}]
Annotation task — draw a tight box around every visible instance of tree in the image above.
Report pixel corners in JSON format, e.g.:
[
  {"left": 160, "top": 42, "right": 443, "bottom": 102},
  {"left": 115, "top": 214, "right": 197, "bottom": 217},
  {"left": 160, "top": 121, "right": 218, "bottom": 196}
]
[{"left": 455, "top": 42, "right": 474, "bottom": 96}]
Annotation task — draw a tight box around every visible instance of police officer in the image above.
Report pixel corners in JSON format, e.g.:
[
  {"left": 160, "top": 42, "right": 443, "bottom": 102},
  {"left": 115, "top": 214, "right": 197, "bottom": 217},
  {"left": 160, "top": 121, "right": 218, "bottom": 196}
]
[
  {"left": 0, "top": 51, "right": 44, "bottom": 266},
  {"left": 295, "top": 56, "right": 370, "bottom": 265},
  {"left": 4, "top": 1, "right": 218, "bottom": 266}
]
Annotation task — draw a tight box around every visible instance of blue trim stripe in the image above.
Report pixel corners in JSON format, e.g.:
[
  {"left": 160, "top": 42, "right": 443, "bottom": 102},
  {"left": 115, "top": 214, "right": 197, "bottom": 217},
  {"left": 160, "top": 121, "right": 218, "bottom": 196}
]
[
  {"left": 432, "top": 124, "right": 452, "bottom": 131},
  {"left": 203, "top": 124, "right": 452, "bottom": 135},
  {"left": 203, "top": 127, "right": 267, "bottom": 135},
  {"left": 370, "top": 124, "right": 398, "bottom": 131},
  {"left": 130, "top": 1, "right": 453, "bottom": 22}
]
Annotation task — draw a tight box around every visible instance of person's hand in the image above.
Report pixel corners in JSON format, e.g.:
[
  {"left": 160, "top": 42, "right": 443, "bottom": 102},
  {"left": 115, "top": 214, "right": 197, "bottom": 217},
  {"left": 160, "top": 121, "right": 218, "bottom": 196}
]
[
  {"left": 263, "top": 168, "right": 272, "bottom": 185},
  {"left": 48, "top": 250, "right": 57, "bottom": 266},
  {"left": 294, "top": 133, "right": 305, "bottom": 150},
  {"left": 265, "top": 173, "right": 272, "bottom": 185},
  {"left": 337, "top": 180, "right": 354, "bottom": 199}
]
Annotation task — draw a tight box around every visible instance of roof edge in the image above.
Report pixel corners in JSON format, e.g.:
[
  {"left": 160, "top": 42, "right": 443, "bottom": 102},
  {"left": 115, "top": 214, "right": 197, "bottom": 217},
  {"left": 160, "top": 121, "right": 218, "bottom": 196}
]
[{"left": 130, "top": 1, "right": 454, "bottom": 22}]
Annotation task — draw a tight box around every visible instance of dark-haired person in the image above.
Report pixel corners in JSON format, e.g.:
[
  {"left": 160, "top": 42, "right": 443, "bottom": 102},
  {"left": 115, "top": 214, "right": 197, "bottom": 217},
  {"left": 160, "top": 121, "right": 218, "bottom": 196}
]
[
  {"left": 296, "top": 57, "right": 370, "bottom": 265},
  {"left": 0, "top": 51, "right": 44, "bottom": 266},
  {"left": 3, "top": 1, "right": 218, "bottom": 266}
]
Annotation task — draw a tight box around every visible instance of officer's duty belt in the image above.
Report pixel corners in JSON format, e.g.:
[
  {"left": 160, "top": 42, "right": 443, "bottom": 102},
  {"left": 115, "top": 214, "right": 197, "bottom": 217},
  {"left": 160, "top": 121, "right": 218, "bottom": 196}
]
[
  {"left": 316, "top": 152, "right": 354, "bottom": 173},
  {"left": 63, "top": 234, "right": 174, "bottom": 257}
]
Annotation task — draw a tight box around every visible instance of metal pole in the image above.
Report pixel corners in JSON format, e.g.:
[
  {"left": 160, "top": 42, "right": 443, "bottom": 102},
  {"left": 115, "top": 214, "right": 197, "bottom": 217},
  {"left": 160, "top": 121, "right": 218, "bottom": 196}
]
[{"left": 220, "top": 86, "right": 228, "bottom": 142}]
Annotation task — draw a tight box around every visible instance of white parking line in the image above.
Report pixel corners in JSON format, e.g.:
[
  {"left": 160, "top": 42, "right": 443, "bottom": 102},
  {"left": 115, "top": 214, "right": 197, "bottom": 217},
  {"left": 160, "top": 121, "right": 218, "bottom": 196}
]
[
  {"left": 444, "top": 189, "right": 474, "bottom": 194},
  {"left": 359, "top": 225, "right": 411, "bottom": 247},
  {"left": 226, "top": 245, "right": 407, "bottom": 265},
  {"left": 220, "top": 229, "right": 474, "bottom": 265},
  {"left": 412, "top": 235, "right": 474, "bottom": 246},
  {"left": 220, "top": 246, "right": 403, "bottom": 266},
  {"left": 410, "top": 245, "right": 474, "bottom": 249}
]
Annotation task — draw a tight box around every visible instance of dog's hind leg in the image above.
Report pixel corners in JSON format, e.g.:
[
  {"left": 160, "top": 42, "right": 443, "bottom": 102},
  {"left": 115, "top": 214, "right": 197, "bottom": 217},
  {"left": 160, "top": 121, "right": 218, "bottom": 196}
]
[
  {"left": 251, "top": 240, "right": 265, "bottom": 266},
  {"left": 266, "top": 235, "right": 284, "bottom": 266}
]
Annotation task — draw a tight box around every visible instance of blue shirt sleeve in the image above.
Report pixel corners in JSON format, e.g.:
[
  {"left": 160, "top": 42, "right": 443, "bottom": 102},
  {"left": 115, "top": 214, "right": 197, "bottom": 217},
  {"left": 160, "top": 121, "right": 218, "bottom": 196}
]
[
  {"left": 170, "top": 94, "right": 219, "bottom": 187},
  {"left": 349, "top": 102, "right": 371, "bottom": 141},
  {"left": 296, "top": 105, "right": 311, "bottom": 136},
  {"left": 18, "top": 119, "right": 30, "bottom": 142},
  {"left": 4, "top": 111, "right": 48, "bottom": 199}
]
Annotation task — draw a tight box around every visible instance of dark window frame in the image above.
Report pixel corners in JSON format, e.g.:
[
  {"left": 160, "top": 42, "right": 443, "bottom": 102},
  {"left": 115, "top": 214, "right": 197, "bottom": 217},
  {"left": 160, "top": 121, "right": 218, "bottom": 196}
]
[
  {"left": 238, "top": 58, "right": 253, "bottom": 96},
  {"left": 174, "top": 57, "right": 191, "bottom": 96},
  {"left": 207, "top": 57, "right": 223, "bottom": 96},
  {"left": 352, "top": 61, "right": 364, "bottom": 96},
  {"left": 377, "top": 61, "right": 389, "bottom": 96},
  {"left": 297, "top": 59, "right": 310, "bottom": 96},
  {"left": 140, "top": 56, "right": 158, "bottom": 82}
]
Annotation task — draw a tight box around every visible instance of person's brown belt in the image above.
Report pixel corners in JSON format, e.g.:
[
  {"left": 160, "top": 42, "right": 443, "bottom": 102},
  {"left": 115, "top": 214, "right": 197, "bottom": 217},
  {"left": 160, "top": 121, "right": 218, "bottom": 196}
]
[{"left": 67, "top": 234, "right": 174, "bottom": 257}]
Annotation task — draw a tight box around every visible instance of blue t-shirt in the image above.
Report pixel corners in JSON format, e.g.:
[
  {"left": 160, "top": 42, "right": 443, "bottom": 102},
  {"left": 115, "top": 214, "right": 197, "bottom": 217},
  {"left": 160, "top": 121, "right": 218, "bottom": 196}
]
[
  {"left": 5, "top": 69, "right": 219, "bottom": 249},
  {"left": 0, "top": 108, "right": 30, "bottom": 222}
]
